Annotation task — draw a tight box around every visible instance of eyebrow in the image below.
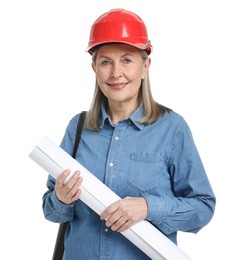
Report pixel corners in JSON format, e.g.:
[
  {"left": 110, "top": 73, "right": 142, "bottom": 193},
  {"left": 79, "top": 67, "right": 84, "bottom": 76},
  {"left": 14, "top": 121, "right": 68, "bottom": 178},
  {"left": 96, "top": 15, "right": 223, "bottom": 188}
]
[{"left": 98, "top": 53, "right": 134, "bottom": 59}]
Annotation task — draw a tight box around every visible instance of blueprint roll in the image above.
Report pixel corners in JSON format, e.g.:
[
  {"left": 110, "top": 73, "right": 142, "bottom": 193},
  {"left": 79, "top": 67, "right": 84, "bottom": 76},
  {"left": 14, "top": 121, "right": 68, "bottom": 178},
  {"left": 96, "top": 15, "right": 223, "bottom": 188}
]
[{"left": 29, "top": 136, "right": 192, "bottom": 260}]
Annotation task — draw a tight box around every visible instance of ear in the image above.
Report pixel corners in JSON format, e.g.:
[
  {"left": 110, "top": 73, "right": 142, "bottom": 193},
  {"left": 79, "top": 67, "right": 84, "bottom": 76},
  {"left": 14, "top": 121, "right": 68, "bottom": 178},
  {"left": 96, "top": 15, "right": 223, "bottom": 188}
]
[
  {"left": 142, "top": 57, "right": 151, "bottom": 79},
  {"left": 91, "top": 61, "right": 96, "bottom": 73}
]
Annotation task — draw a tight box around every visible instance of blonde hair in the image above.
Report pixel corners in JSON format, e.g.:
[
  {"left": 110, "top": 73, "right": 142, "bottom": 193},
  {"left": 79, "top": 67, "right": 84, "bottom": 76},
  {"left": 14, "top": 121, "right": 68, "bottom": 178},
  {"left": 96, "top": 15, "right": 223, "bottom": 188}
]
[{"left": 84, "top": 48, "right": 171, "bottom": 131}]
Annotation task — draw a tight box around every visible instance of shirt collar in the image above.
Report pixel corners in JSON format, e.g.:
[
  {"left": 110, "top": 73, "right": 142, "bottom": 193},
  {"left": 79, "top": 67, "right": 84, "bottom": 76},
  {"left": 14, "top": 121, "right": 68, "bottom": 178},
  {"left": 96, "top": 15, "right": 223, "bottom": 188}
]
[{"left": 99, "top": 104, "right": 144, "bottom": 130}]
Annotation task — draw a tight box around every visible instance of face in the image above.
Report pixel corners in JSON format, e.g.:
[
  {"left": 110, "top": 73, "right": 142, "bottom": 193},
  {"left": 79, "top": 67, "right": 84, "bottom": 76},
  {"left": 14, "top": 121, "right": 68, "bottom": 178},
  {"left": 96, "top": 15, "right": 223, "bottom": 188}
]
[{"left": 92, "top": 43, "right": 150, "bottom": 108}]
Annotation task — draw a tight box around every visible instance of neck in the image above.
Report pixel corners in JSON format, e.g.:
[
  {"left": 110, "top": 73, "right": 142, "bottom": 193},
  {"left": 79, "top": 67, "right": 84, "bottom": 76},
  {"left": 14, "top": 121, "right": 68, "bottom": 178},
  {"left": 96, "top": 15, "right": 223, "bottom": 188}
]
[{"left": 107, "top": 101, "right": 140, "bottom": 124}]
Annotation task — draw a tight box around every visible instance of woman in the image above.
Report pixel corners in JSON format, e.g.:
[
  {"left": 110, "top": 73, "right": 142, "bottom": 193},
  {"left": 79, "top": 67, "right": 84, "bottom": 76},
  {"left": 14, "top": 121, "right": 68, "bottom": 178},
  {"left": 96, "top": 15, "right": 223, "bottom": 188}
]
[{"left": 43, "top": 8, "right": 216, "bottom": 259}]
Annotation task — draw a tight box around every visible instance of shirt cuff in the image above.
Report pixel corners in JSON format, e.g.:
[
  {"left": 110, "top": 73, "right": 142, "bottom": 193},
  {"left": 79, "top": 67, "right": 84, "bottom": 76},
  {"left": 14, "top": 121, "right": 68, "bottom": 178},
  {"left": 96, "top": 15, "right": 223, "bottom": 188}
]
[
  {"left": 143, "top": 195, "right": 166, "bottom": 222},
  {"left": 52, "top": 191, "right": 76, "bottom": 214}
]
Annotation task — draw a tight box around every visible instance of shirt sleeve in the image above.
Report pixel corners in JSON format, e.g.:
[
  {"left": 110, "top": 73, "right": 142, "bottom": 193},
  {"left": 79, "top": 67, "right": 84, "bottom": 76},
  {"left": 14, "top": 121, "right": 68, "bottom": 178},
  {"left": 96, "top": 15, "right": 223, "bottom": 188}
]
[
  {"left": 42, "top": 114, "right": 80, "bottom": 223},
  {"left": 144, "top": 119, "right": 216, "bottom": 236}
]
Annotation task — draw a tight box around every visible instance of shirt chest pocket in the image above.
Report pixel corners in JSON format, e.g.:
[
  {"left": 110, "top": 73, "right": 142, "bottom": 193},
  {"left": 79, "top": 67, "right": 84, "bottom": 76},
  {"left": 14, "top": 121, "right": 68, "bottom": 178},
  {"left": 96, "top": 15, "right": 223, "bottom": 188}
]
[{"left": 128, "top": 152, "right": 163, "bottom": 192}]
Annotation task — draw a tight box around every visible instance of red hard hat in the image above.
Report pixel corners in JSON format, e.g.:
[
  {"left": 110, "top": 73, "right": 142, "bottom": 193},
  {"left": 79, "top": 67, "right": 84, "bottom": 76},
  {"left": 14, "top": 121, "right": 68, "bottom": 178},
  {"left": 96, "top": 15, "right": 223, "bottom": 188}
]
[{"left": 87, "top": 9, "right": 152, "bottom": 55}]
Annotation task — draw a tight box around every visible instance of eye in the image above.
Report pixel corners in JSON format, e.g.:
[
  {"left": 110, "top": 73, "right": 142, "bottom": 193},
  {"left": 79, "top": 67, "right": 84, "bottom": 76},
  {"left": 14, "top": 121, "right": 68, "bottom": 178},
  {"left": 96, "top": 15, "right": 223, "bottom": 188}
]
[
  {"left": 123, "top": 58, "right": 132, "bottom": 64},
  {"left": 101, "top": 60, "right": 111, "bottom": 65}
]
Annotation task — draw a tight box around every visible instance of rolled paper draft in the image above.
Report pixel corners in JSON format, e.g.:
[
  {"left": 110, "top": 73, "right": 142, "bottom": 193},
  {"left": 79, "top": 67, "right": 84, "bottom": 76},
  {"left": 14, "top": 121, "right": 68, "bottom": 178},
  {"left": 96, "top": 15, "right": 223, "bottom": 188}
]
[{"left": 29, "top": 136, "right": 192, "bottom": 260}]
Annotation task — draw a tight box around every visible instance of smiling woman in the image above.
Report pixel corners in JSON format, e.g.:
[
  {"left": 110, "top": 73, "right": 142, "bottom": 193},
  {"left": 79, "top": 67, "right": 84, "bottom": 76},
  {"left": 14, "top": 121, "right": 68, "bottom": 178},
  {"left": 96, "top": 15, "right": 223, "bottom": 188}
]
[
  {"left": 91, "top": 44, "right": 150, "bottom": 123},
  {"left": 41, "top": 8, "right": 216, "bottom": 260}
]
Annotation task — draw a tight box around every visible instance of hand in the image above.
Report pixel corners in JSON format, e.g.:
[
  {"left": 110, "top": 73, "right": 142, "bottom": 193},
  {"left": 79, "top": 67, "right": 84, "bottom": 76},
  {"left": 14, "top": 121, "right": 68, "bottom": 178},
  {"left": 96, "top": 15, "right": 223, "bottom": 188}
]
[
  {"left": 55, "top": 169, "right": 83, "bottom": 204},
  {"left": 100, "top": 197, "right": 148, "bottom": 232}
]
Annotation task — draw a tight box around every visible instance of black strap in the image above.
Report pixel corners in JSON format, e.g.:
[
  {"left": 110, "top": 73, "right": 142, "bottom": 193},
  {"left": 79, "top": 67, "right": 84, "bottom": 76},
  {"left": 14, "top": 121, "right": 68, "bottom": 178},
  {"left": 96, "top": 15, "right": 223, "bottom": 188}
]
[
  {"left": 52, "top": 223, "right": 67, "bottom": 260},
  {"left": 72, "top": 111, "right": 86, "bottom": 158},
  {"left": 52, "top": 111, "right": 86, "bottom": 260}
]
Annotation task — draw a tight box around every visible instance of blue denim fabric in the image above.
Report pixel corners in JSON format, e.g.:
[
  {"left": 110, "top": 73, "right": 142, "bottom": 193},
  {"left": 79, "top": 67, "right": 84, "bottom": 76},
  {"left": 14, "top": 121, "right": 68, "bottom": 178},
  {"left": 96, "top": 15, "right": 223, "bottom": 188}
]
[{"left": 42, "top": 104, "right": 216, "bottom": 260}]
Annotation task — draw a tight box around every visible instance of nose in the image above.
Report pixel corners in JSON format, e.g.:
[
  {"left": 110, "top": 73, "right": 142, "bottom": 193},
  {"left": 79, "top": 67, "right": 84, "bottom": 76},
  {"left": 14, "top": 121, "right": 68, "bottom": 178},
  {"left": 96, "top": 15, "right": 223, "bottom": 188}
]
[{"left": 111, "top": 63, "right": 122, "bottom": 79}]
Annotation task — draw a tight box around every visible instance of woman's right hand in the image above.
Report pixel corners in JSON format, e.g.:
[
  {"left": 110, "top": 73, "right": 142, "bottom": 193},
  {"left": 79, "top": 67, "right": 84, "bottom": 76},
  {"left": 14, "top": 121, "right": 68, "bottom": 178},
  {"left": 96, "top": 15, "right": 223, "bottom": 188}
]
[{"left": 55, "top": 169, "right": 83, "bottom": 204}]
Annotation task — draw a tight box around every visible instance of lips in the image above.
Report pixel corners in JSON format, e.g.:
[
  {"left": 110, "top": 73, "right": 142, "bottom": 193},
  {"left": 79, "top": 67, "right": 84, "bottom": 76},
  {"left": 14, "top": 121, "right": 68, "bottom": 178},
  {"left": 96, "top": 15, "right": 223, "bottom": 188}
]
[{"left": 107, "top": 82, "right": 128, "bottom": 90}]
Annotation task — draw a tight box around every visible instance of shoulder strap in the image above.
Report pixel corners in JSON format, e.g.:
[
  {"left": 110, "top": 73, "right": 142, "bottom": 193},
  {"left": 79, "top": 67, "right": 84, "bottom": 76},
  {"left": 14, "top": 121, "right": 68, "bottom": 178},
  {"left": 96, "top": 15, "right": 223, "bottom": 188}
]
[
  {"left": 72, "top": 111, "right": 86, "bottom": 158},
  {"left": 52, "top": 111, "right": 86, "bottom": 260}
]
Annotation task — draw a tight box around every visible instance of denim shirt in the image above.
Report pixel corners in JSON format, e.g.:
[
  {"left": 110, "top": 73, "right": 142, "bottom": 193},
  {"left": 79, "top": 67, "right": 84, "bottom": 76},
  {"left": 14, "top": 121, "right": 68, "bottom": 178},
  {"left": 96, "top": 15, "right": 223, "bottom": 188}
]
[{"left": 42, "top": 105, "right": 216, "bottom": 260}]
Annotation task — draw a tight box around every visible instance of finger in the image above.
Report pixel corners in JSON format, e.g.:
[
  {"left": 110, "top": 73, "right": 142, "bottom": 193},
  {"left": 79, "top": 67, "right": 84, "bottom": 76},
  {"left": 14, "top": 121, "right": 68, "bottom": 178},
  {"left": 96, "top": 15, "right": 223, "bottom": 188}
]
[
  {"left": 105, "top": 210, "right": 120, "bottom": 227},
  {"left": 116, "top": 218, "right": 135, "bottom": 232},
  {"left": 110, "top": 216, "right": 128, "bottom": 231},
  {"left": 100, "top": 200, "right": 120, "bottom": 220},
  {"left": 66, "top": 175, "right": 83, "bottom": 200},
  {"left": 63, "top": 170, "right": 81, "bottom": 191},
  {"left": 72, "top": 188, "right": 82, "bottom": 201},
  {"left": 56, "top": 169, "right": 71, "bottom": 187}
]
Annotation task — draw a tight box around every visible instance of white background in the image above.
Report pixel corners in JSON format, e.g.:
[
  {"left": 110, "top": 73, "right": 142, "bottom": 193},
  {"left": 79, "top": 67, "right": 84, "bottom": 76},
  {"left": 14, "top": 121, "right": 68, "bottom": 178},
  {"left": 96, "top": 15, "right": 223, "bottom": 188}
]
[{"left": 1, "top": 0, "right": 239, "bottom": 259}]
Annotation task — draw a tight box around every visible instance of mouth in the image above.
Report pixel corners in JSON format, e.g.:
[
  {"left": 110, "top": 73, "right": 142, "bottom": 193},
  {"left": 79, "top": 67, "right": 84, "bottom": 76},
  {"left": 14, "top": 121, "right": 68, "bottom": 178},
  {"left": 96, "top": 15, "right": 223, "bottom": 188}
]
[{"left": 107, "top": 82, "right": 128, "bottom": 90}]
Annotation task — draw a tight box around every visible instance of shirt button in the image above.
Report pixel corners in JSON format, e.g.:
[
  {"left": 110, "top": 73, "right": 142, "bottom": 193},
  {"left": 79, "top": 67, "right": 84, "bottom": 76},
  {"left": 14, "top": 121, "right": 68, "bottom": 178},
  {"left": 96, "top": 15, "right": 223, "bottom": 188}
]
[
  {"left": 115, "top": 136, "right": 119, "bottom": 141},
  {"left": 105, "top": 228, "right": 109, "bottom": 232},
  {"left": 109, "top": 162, "right": 114, "bottom": 167}
]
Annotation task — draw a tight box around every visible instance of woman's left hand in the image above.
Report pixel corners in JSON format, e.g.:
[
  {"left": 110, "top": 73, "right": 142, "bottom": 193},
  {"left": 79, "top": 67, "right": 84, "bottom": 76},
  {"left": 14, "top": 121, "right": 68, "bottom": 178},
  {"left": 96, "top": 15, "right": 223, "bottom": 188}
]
[{"left": 100, "top": 197, "right": 148, "bottom": 232}]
